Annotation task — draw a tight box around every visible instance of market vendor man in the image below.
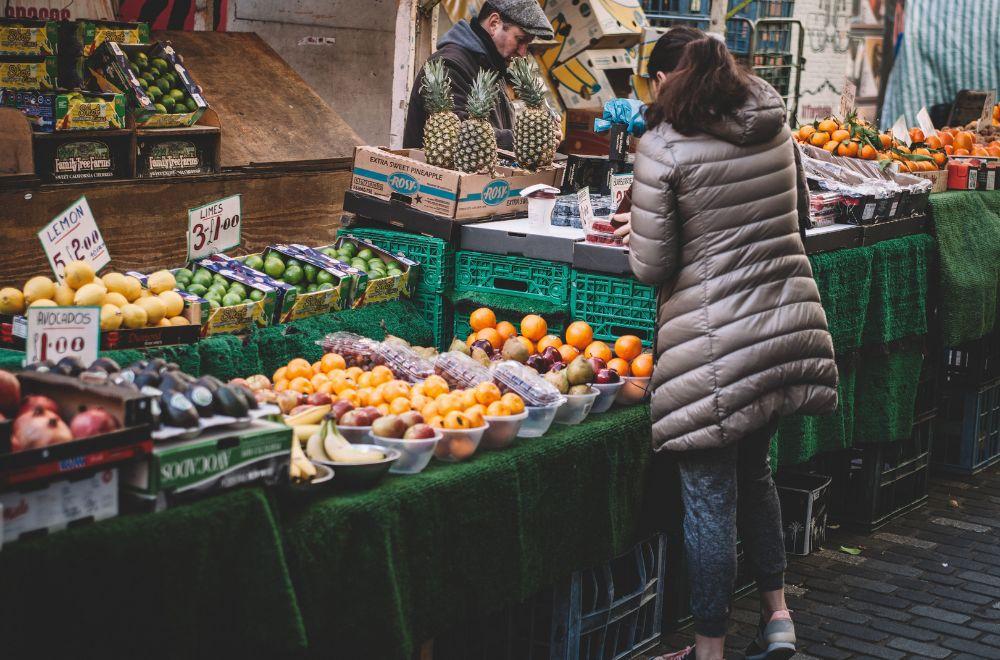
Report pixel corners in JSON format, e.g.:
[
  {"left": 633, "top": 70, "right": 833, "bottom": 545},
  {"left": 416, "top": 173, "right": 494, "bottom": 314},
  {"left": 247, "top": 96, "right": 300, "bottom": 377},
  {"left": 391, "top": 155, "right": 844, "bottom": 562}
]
[{"left": 402, "top": 0, "right": 554, "bottom": 152}]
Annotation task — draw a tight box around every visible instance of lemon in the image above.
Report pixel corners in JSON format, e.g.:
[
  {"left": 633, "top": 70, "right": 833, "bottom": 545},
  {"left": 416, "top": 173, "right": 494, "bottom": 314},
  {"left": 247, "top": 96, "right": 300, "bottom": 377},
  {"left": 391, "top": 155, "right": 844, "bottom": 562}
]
[
  {"left": 121, "top": 276, "right": 143, "bottom": 302},
  {"left": 135, "top": 296, "right": 166, "bottom": 325},
  {"left": 0, "top": 287, "right": 25, "bottom": 314},
  {"left": 73, "top": 283, "right": 106, "bottom": 306},
  {"left": 100, "top": 304, "right": 123, "bottom": 331},
  {"left": 121, "top": 303, "right": 147, "bottom": 329},
  {"left": 169, "top": 316, "right": 190, "bottom": 326},
  {"left": 64, "top": 260, "right": 95, "bottom": 289},
  {"left": 23, "top": 276, "right": 56, "bottom": 305},
  {"left": 29, "top": 299, "right": 56, "bottom": 307},
  {"left": 158, "top": 290, "right": 184, "bottom": 317},
  {"left": 139, "top": 289, "right": 152, "bottom": 298},
  {"left": 102, "top": 272, "right": 128, "bottom": 295},
  {"left": 104, "top": 292, "right": 129, "bottom": 308},
  {"left": 53, "top": 284, "right": 75, "bottom": 306},
  {"left": 147, "top": 270, "right": 176, "bottom": 294},
  {"left": 158, "top": 318, "right": 172, "bottom": 327}
]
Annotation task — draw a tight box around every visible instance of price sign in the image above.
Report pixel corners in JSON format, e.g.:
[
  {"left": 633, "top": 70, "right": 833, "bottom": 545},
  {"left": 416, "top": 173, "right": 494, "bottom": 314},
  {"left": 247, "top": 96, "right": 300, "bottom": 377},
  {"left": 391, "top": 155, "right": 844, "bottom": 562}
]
[
  {"left": 38, "top": 196, "right": 110, "bottom": 282},
  {"left": 891, "top": 116, "right": 911, "bottom": 146},
  {"left": 839, "top": 79, "right": 857, "bottom": 120},
  {"left": 577, "top": 186, "right": 594, "bottom": 228},
  {"left": 610, "top": 173, "right": 633, "bottom": 214},
  {"left": 978, "top": 90, "right": 997, "bottom": 132},
  {"left": 25, "top": 306, "right": 100, "bottom": 368},
  {"left": 916, "top": 107, "right": 938, "bottom": 138},
  {"left": 187, "top": 194, "right": 242, "bottom": 260}
]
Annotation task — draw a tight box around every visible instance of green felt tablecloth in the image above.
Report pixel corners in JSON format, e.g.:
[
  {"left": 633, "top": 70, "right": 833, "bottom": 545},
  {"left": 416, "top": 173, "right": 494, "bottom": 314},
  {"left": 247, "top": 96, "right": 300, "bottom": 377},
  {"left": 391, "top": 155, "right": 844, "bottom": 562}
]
[{"left": 929, "top": 190, "right": 1000, "bottom": 345}]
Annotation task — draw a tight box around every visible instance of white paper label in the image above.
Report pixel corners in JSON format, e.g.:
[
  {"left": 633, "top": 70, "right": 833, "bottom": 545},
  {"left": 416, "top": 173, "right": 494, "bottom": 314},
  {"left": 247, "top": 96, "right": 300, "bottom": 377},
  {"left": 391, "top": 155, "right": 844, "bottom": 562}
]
[
  {"left": 38, "top": 196, "right": 110, "bottom": 283},
  {"left": 187, "top": 194, "right": 242, "bottom": 261},
  {"left": 862, "top": 203, "right": 875, "bottom": 220},
  {"left": 890, "top": 201, "right": 899, "bottom": 217},
  {"left": 25, "top": 306, "right": 100, "bottom": 367},
  {"left": 577, "top": 186, "right": 595, "bottom": 228},
  {"left": 892, "top": 116, "right": 910, "bottom": 146},
  {"left": 916, "top": 107, "right": 937, "bottom": 138},
  {"left": 969, "top": 170, "right": 978, "bottom": 190},
  {"left": 839, "top": 80, "right": 857, "bottom": 120},
  {"left": 978, "top": 90, "right": 997, "bottom": 132},
  {"left": 988, "top": 171, "right": 996, "bottom": 190},
  {"left": 610, "top": 174, "right": 633, "bottom": 213}
]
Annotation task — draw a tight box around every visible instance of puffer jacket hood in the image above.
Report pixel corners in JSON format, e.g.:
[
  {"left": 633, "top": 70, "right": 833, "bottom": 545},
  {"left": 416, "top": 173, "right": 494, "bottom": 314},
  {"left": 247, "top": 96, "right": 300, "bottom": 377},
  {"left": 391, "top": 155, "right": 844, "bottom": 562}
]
[
  {"left": 628, "top": 77, "right": 838, "bottom": 452},
  {"left": 437, "top": 20, "right": 487, "bottom": 56}
]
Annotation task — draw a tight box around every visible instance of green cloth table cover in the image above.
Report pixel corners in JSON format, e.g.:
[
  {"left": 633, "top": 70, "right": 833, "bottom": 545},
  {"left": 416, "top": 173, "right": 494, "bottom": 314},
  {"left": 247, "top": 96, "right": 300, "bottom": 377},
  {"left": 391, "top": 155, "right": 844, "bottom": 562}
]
[{"left": 929, "top": 190, "right": 1000, "bottom": 345}]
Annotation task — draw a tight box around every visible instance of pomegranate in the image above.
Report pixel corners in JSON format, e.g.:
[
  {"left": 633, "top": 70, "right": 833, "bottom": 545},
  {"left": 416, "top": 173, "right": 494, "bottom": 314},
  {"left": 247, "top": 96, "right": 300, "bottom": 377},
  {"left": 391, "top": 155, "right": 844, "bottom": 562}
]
[
  {"left": 0, "top": 370, "right": 20, "bottom": 417},
  {"left": 69, "top": 408, "right": 120, "bottom": 439},
  {"left": 12, "top": 408, "right": 71, "bottom": 451},
  {"left": 18, "top": 395, "right": 58, "bottom": 418}
]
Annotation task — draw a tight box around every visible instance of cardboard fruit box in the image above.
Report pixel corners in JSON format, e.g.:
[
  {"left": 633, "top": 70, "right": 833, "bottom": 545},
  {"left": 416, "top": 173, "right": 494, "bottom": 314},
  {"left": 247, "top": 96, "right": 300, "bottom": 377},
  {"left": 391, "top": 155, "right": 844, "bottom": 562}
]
[
  {"left": 120, "top": 420, "right": 291, "bottom": 511},
  {"left": 77, "top": 20, "right": 150, "bottom": 57},
  {"left": 0, "top": 468, "right": 118, "bottom": 544},
  {"left": 239, "top": 244, "right": 355, "bottom": 322},
  {"left": 947, "top": 156, "right": 1000, "bottom": 191},
  {"left": 0, "top": 55, "right": 57, "bottom": 90},
  {"left": 1, "top": 89, "right": 126, "bottom": 132},
  {"left": 351, "top": 146, "right": 565, "bottom": 221},
  {"left": 0, "top": 371, "right": 154, "bottom": 488},
  {"left": 551, "top": 48, "right": 637, "bottom": 112},
  {"left": 0, "top": 18, "right": 58, "bottom": 57},
  {"left": 87, "top": 40, "right": 208, "bottom": 128},
  {"left": 542, "top": 0, "right": 646, "bottom": 61},
  {"left": 320, "top": 237, "right": 418, "bottom": 308}
]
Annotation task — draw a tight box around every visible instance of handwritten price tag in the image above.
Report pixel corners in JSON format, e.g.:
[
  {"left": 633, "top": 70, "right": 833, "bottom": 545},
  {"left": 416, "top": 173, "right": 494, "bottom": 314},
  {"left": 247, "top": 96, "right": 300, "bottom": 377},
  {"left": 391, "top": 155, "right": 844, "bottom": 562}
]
[
  {"left": 892, "top": 116, "right": 910, "bottom": 146},
  {"left": 610, "top": 173, "right": 633, "bottom": 213},
  {"left": 916, "top": 107, "right": 938, "bottom": 138},
  {"left": 187, "top": 194, "right": 242, "bottom": 260},
  {"left": 978, "top": 90, "right": 997, "bottom": 132},
  {"left": 577, "top": 186, "right": 594, "bottom": 229},
  {"left": 38, "top": 196, "right": 110, "bottom": 282},
  {"left": 25, "top": 306, "right": 100, "bottom": 367},
  {"left": 839, "top": 79, "right": 857, "bottom": 120}
]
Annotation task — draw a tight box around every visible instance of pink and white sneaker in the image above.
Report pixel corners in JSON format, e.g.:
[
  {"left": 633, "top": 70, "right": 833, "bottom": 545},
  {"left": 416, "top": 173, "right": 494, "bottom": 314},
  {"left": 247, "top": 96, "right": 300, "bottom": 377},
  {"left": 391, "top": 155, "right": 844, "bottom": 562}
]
[{"left": 744, "top": 610, "right": 796, "bottom": 660}]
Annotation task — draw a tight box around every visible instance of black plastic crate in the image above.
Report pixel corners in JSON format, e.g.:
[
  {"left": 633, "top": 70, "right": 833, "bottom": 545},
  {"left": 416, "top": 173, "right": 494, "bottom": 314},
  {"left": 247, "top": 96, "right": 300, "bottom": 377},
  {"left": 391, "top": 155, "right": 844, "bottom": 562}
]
[
  {"left": 753, "top": 52, "right": 792, "bottom": 97},
  {"left": 934, "top": 378, "right": 1000, "bottom": 474},
  {"left": 914, "top": 356, "right": 940, "bottom": 421},
  {"left": 818, "top": 418, "right": 933, "bottom": 531},
  {"left": 433, "top": 536, "right": 666, "bottom": 660},
  {"left": 775, "top": 472, "right": 831, "bottom": 556},
  {"left": 942, "top": 331, "right": 1000, "bottom": 387},
  {"left": 643, "top": 0, "right": 710, "bottom": 15}
]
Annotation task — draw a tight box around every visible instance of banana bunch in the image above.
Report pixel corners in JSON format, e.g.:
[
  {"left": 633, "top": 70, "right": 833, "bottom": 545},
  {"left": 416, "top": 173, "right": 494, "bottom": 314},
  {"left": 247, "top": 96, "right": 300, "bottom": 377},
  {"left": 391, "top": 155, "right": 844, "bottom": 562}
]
[
  {"left": 289, "top": 436, "right": 317, "bottom": 482},
  {"left": 284, "top": 404, "right": 331, "bottom": 427},
  {"left": 306, "top": 418, "right": 385, "bottom": 464},
  {"left": 286, "top": 404, "right": 331, "bottom": 482}
]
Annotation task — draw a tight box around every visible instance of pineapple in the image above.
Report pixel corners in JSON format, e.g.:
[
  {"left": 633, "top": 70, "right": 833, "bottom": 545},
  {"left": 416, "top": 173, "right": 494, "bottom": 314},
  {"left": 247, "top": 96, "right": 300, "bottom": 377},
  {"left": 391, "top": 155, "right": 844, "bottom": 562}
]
[
  {"left": 454, "top": 69, "right": 500, "bottom": 175},
  {"left": 420, "top": 59, "right": 461, "bottom": 169},
  {"left": 510, "top": 57, "right": 559, "bottom": 171}
]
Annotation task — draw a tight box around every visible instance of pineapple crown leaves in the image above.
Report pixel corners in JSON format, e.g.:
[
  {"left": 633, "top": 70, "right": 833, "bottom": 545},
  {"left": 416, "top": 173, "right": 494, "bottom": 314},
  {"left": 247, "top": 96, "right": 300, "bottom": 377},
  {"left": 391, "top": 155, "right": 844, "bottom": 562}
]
[
  {"left": 466, "top": 68, "right": 501, "bottom": 121},
  {"left": 420, "top": 59, "right": 455, "bottom": 115},
  {"left": 509, "top": 57, "right": 546, "bottom": 108}
]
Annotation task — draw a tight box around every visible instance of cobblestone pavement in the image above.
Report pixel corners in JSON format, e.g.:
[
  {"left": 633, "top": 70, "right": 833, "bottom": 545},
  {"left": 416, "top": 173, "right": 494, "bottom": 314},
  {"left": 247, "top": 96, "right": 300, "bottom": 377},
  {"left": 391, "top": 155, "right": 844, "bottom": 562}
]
[{"left": 653, "top": 466, "right": 1000, "bottom": 659}]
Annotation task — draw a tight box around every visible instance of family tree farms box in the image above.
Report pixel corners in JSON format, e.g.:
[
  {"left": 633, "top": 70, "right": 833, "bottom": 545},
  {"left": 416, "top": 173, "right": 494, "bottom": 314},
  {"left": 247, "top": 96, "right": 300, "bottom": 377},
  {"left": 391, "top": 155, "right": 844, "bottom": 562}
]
[
  {"left": 351, "top": 146, "right": 565, "bottom": 220},
  {"left": 542, "top": 0, "right": 646, "bottom": 61},
  {"left": 32, "top": 128, "right": 133, "bottom": 182}
]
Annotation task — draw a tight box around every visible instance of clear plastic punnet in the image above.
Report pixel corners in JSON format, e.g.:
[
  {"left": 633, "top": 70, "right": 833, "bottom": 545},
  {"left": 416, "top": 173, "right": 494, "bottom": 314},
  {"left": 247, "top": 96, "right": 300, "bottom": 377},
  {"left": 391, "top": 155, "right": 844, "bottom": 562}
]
[
  {"left": 318, "top": 331, "right": 378, "bottom": 368},
  {"left": 434, "top": 351, "right": 491, "bottom": 389},
  {"left": 371, "top": 340, "right": 435, "bottom": 382},
  {"left": 490, "top": 360, "right": 563, "bottom": 406}
]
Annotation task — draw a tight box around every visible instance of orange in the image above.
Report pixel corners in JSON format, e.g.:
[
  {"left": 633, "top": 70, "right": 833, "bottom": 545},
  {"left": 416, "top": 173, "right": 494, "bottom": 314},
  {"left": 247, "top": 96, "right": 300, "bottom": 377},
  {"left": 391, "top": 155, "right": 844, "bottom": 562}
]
[
  {"left": 630, "top": 353, "right": 654, "bottom": 378},
  {"left": 607, "top": 358, "right": 631, "bottom": 377},
  {"left": 345, "top": 366, "right": 364, "bottom": 381},
  {"left": 817, "top": 119, "right": 838, "bottom": 133},
  {"left": 289, "top": 377, "right": 314, "bottom": 394},
  {"left": 422, "top": 401, "right": 440, "bottom": 420},
  {"left": 310, "top": 373, "right": 329, "bottom": 390},
  {"left": 273, "top": 366, "right": 288, "bottom": 383},
  {"left": 437, "top": 393, "right": 461, "bottom": 415},
  {"left": 954, "top": 148, "right": 970, "bottom": 156},
  {"left": 332, "top": 378, "right": 354, "bottom": 396},
  {"left": 797, "top": 125, "right": 816, "bottom": 141},
  {"left": 411, "top": 382, "right": 426, "bottom": 397},
  {"left": 822, "top": 140, "right": 839, "bottom": 153},
  {"left": 410, "top": 393, "right": 429, "bottom": 411},
  {"left": 469, "top": 307, "right": 497, "bottom": 332},
  {"left": 558, "top": 344, "right": 581, "bottom": 363},
  {"left": 312, "top": 360, "right": 323, "bottom": 375},
  {"left": 913, "top": 147, "right": 931, "bottom": 157},
  {"left": 389, "top": 397, "right": 412, "bottom": 415},
  {"left": 837, "top": 141, "right": 859, "bottom": 157},
  {"left": 459, "top": 388, "right": 478, "bottom": 410},
  {"left": 584, "top": 341, "right": 612, "bottom": 362},
  {"left": 286, "top": 358, "right": 312, "bottom": 380},
  {"left": 944, "top": 144, "right": 955, "bottom": 155},
  {"left": 474, "top": 381, "right": 502, "bottom": 405},
  {"left": 938, "top": 131, "right": 953, "bottom": 146},
  {"left": 371, "top": 365, "right": 394, "bottom": 385},
  {"left": 318, "top": 381, "right": 334, "bottom": 396},
  {"left": 809, "top": 131, "right": 830, "bottom": 147},
  {"left": 383, "top": 380, "right": 410, "bottom": 402},
  {"left": 464, "top": 404, "right": 486, "bottom": 427},
  {"left": 925, "top": 135, "right": 943, "bottom": 150},
  {"left": 466, "top": 332, "right": 477, "bottom": 348},
  {"left": 516, "top": 336, "right": 535, "bottom": 355},
  {"left": 356, "top": 389, "right": 372, "bottom": 407},
  {"left": 321, "top": 352, "right": 346, "bottom": 373},
  {"left": 376, "top": 403, "right": 390, "bottom": 415},
  {"left": 444, "top": 410, "right": 472, "bottom": 429},
  {"left": 520, "top": 314, "right": 548, "bottom": 342},
  {"left": 909, "top": 128, "right": 925, "bottom": 144},
  {"left": 536, "top": 335, "right": 563, "bottom": 352},
  {"left": 501, "top": 393, "right": 525, "bottom": 414},
  {"left": 831, "top": 129, "right": 850, "bottom": 143},
  {"left": 565, "top": 321, "right": 594, "bottom": 350},
  {"left": 897, "top": 145, "right": 910, "bottom": 154},
  {"left": 973, "top": 146, "right": 990, "bottom": 157},
  {"left": 495, "top": 321, "right": 517, "bottom": 342},
  {"left": 340, "top": 389, "right": 360, "bottom": 407},
  {"left": 933, "top": 152, "right": 948, "bottom": 166},
  {"left": 988, "top": 146, "right": 1000, "bottom": 158},
  {"left": 860, "top": 144, "right": 877, "bottom": 160},
  {"left": 486, "top": 401, "right": 511, "bottom": 417},
  {"left": 357, "top": 371, "right": 374, "bottom": 389},
  {"left": 428, "top": 415, "right": 445, "bottom": 429},
  {"left": 274, "top": 379, "right": 289, "bottom": 392},
  {"left": 615, "top": 335, "right": 643, "bottom": 361},
  {"left": 878, "top": 133, "right": 892, "bottom": 149},
  {"left": 955, "top": 131, "right": 974, "bottom": 151},
  {"left": 423, "top": 375, "right": 450, "bottom": 398},
  {"left": 476, "top": 327, "right": 503, "bottom": 350}
]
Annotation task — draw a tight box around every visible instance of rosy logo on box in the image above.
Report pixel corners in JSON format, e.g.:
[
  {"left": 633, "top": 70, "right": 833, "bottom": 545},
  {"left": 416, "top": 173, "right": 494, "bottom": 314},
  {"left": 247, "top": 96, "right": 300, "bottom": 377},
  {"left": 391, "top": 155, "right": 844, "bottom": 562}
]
[
  {"left": 388, "top": 172, "right": 419, "bottom": 195},
  {"left": 482, "top": 179, "right": 510, "bottom": 206}
]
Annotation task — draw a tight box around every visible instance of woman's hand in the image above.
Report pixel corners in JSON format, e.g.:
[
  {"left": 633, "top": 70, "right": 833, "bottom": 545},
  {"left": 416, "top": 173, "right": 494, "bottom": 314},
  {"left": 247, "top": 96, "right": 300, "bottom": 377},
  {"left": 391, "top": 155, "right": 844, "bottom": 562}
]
[{"left": 612, "top": 212, "right": 631, "bottom": 245}]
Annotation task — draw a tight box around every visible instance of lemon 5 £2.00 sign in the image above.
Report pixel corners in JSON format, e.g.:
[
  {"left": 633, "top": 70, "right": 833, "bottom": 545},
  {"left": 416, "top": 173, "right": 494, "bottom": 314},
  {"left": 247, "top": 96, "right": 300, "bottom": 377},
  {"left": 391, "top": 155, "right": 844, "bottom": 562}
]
[
  {"left": 25, "top": 306, "right": 100, "bottom": 367},
  {"left": 38, "top": 196, "right": 110, "bottom": 282},
  {"left": 188, "top": 194, "right": 241, "bottom": 260}
]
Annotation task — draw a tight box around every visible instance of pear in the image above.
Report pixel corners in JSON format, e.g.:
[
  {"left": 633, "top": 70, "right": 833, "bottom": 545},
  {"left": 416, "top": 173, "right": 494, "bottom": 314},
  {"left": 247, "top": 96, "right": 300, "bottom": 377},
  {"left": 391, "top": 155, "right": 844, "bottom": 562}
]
[{"left": 449, "top": 337, "right": 471, "bottom": 356}]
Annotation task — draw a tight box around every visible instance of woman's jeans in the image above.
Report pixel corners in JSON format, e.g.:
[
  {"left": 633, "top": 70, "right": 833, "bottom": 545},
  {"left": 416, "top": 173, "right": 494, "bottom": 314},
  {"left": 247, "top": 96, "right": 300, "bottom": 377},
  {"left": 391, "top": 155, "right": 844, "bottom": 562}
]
[{"left": 676, "top": 419, "right": 787, "bottom": 638}]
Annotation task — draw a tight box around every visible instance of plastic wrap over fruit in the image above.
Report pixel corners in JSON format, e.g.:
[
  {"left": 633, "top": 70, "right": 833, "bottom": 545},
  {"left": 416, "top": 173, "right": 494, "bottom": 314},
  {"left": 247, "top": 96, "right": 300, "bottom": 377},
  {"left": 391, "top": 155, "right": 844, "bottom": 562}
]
[
  {"left": 371, "top": 340, "right": 434, "bottom": 383},
  {"left": 434, "top": 351, "right": 491, "bottom": 389},
  {"left": 318, "top": 332, "right": 377, "bottom": 368},
  {"left": 490, "top": 360, "right": 563, "bottom": 406}
]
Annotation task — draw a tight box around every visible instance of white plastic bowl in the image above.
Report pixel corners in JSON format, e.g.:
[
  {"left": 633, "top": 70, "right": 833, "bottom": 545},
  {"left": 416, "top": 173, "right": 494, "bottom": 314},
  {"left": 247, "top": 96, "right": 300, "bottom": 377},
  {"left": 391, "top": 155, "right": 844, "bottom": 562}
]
[
  {"left": 339, "top": 425, "right": 372, "bottom": 444},
  {"left": 371, "top": 431, "right": 442, "bottom": 474},
  {"left": 481, "top": 411, "right": 529, "bottom": 450},
  {"left": 518, "top": 398, "right": 566, "bottom": 438},
  {"left": 590, "top": 381, "right": 625, "bottom": 414},
  {"left": 433, "top": 424, "right": 489, "bottom": 462},
  {"left": 554, "top": 387, "right": 599, "bottom": 425},
  {"left": 615, "top": 377, "right": 651, "bottom": 405}
]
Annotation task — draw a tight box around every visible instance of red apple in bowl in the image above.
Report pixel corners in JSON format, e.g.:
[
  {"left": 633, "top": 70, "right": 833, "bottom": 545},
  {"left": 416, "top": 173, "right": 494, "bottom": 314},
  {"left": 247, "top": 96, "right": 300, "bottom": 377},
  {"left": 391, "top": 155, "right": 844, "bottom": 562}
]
[{"left": 595, "top": 368, "right": 621, "bottom": 384}]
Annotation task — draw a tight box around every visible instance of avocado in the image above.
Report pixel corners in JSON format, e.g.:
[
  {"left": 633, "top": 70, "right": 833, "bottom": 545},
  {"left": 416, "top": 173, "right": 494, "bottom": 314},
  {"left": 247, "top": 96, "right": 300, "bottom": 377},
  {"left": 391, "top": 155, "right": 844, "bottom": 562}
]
[
  {"left": 161, "top": 391, "right": 199, "bottom": 428},
  {"left": 56, "top": 356, "right": 86, "bottom": 377},
  {"left": 89, "top": 357, "right": 121, "bottom": 374},
  {"left": 215, "top": 385, "right": 249, "bottom": 418},
  {"left": 230, "top": 383, "right": 258, "bottom": 410},
  {"left": 185, "top": 383, "right": 215, "bottom": 417}
]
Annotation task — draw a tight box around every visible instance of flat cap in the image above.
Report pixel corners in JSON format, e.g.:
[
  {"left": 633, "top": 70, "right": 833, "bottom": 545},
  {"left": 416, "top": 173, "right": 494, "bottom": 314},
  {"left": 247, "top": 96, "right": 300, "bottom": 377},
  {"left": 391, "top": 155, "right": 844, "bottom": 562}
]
[{"left": 487, "top": 0, "right": 554, "bottom": 40}]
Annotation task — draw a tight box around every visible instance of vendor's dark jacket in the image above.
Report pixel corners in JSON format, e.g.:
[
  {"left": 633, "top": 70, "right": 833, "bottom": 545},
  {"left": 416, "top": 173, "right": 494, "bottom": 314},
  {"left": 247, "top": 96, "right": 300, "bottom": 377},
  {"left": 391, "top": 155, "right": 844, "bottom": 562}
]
[{"left": 403, "top": 20, "right": 514, "bottom": 151}]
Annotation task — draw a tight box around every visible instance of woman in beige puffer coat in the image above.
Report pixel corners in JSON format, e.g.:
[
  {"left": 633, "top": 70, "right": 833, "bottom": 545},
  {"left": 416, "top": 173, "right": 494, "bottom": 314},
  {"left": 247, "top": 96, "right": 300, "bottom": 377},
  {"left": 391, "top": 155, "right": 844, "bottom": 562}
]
[{"left": 628, "top": 30, "right": 838, "bottom": 660}]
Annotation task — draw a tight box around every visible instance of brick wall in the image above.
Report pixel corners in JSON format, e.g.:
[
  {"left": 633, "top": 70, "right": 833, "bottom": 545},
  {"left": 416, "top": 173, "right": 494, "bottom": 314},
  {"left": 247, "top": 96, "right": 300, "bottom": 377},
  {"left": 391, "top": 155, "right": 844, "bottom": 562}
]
[{"left": 793, "top": 0, "right": 853, "bottom": 123}]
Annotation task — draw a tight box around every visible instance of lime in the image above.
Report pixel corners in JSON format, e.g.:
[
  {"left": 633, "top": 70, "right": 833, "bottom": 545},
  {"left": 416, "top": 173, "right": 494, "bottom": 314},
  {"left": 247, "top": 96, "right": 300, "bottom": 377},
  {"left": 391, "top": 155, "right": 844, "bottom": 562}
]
[
  {"left": 283, "top": 265, "right": 304, "bottom": 285},
  {"left": 154, "top": 77, "right": 171, "bottom": 93},
  {"left": 146, "top": 86, "right": 162, "bottom": 101},
  {"left": 350, "top": 259, "right": 367, "bottom": 269},
  {"left": 208, "top": 299, "right": 221, "bottom": 310},
  {"left": 264, "top": 257, "right": 285, "bottom": 278},
  {"left": 321, "top": 248, "right": 338, "bottom": 258},
  {"left": 227, "top": 283, "right": 247, "bottom": 297},
  {"left": 248, "top": 289, "right": 264, "bottom": 302},
  {"left": 368, "top": 271, "right": 384, "bottom": 280},
  {"left": 207, "top": 285, "right": 228, "bottom": 298},
  {"left": 141, "top": 72, "right": 156, "bottom": 84},
  {"left": 303, "top": 264, "right": 318, "bottom": 283},
  {"left": 306, "top": 284, "right": 318, "bottom": 293},
  {"left": 192, "top": 271, "right": 211, "bottom": 287},
  {"left": 175, "top": 268, "right": 193, "bottom": 281},
  {"left": 203, "top": 291, "right": 221, "bottom": 303},
  {"left": 137, "top": 77, "right": 149, "bottom": 90},
  {"left": 152, "top": 103, "right": 167, "bottom": 114},
  {"left": 151, "top": 57, "right": 169, "bottom": 73},
  {"left": 244, "top": 255, "right": 264, "bottom": 271},
  {"left": 185, "top": 98, "right": 198, "bottom": 113},
  {"left": 316, "top": 270, "right": 334, "bottom": 285},
  {"left": 286, "top": 258, "right": 301, "bottom": 270},
  {"left": 317, "top": 282, "right": 334, "bottom": 291},
  {"left": 339, "top": 243, "right": 357, "bottom": 257},
  {"left": 357, "top": 248, "right": 374, "bottom": 261},
  {"left": 212, "top": 274, "right": 228, "bottom": 286},
  {"left": 168, "top": 88, "right": 185, "bottom": 101},
  {"left": 133, "top": 51, "right": 148, "bottom": 65},
  {"left": 160, "top": 95, "right": 176, "bottom": 112},
  {"left": 222, "top": 293, "right": 243, "bottom": 307},
  {"left": 129, "top": 63, "right": 140, "bottom": 75},
  {"left": 186, "top": 283, "right": 207, "bottom": 296}
]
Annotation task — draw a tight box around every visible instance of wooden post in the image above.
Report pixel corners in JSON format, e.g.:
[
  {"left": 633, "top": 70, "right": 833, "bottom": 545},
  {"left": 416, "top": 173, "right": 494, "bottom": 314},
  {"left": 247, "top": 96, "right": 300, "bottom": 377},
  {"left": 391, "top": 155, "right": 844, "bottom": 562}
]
[
  {"left": 389, "top": 0, "right": 439, "bottom": 149},
  {"left": 707, "top": 0, "right": 727, "bottom": 35}
]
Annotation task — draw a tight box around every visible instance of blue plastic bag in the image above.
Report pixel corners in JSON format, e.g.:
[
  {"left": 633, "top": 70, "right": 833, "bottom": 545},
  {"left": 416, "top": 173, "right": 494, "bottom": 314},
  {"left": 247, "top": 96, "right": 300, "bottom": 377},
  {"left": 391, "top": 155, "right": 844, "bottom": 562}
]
[{"left": 593, "top": 99, "right": 647, "bottom": 137}]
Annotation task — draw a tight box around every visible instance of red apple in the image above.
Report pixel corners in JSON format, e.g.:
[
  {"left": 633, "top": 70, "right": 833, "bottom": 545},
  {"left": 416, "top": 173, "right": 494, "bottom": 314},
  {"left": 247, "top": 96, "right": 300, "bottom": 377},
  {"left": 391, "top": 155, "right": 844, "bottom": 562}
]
[
  {"left": 595, "top": 368, "right": 621, "bottom": 384},
  {"left": 331, "top": 399, "right": 355, "bottom": 421},
  {"left": 541, "top": 346, "right": 562, "bottom": 364},
  {"left": 307, "top": 391, "right": 332, "bottom": 406},
  {"left": 398, "top": 411, "right": 424, "bottom": 428},
  {"left": 404, "top": 423, "right": 437, "bottom": 440},
  {"left": 587, "top": 357, "right": 607, "bottom": 373}
]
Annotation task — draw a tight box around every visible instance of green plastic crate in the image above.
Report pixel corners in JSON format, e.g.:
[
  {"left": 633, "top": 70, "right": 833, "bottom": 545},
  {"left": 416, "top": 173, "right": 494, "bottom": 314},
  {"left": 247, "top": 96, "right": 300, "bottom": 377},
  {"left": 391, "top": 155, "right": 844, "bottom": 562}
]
[
  {"left": 454, "top": 251, "right": 572, "bottom": 306},
  {"left": 453, "top": 304, "right": 566, "bottom": 345},
  {"left": 412, "top": 290, "right": 454, "bottom": 351},
  {"left": 571, "top": 271, "right": 657, "bottom": 346},
  {"left": 337, "top": 227, "right": 454, "bottom": 293}
]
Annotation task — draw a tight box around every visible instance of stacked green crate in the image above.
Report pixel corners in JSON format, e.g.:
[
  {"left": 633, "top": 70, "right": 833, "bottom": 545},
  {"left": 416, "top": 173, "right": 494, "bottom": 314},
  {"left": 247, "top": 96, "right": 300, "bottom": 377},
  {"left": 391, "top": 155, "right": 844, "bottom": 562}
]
[{"left": 571, "top": 271, "right": 657, "bottom": 346}]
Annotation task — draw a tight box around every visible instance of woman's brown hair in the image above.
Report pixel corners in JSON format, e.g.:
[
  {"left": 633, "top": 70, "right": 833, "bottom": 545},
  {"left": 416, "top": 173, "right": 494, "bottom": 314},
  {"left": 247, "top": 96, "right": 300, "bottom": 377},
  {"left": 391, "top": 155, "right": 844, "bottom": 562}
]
[{"left": 645, "top": 35, "right": 753, "bottom": 135}]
